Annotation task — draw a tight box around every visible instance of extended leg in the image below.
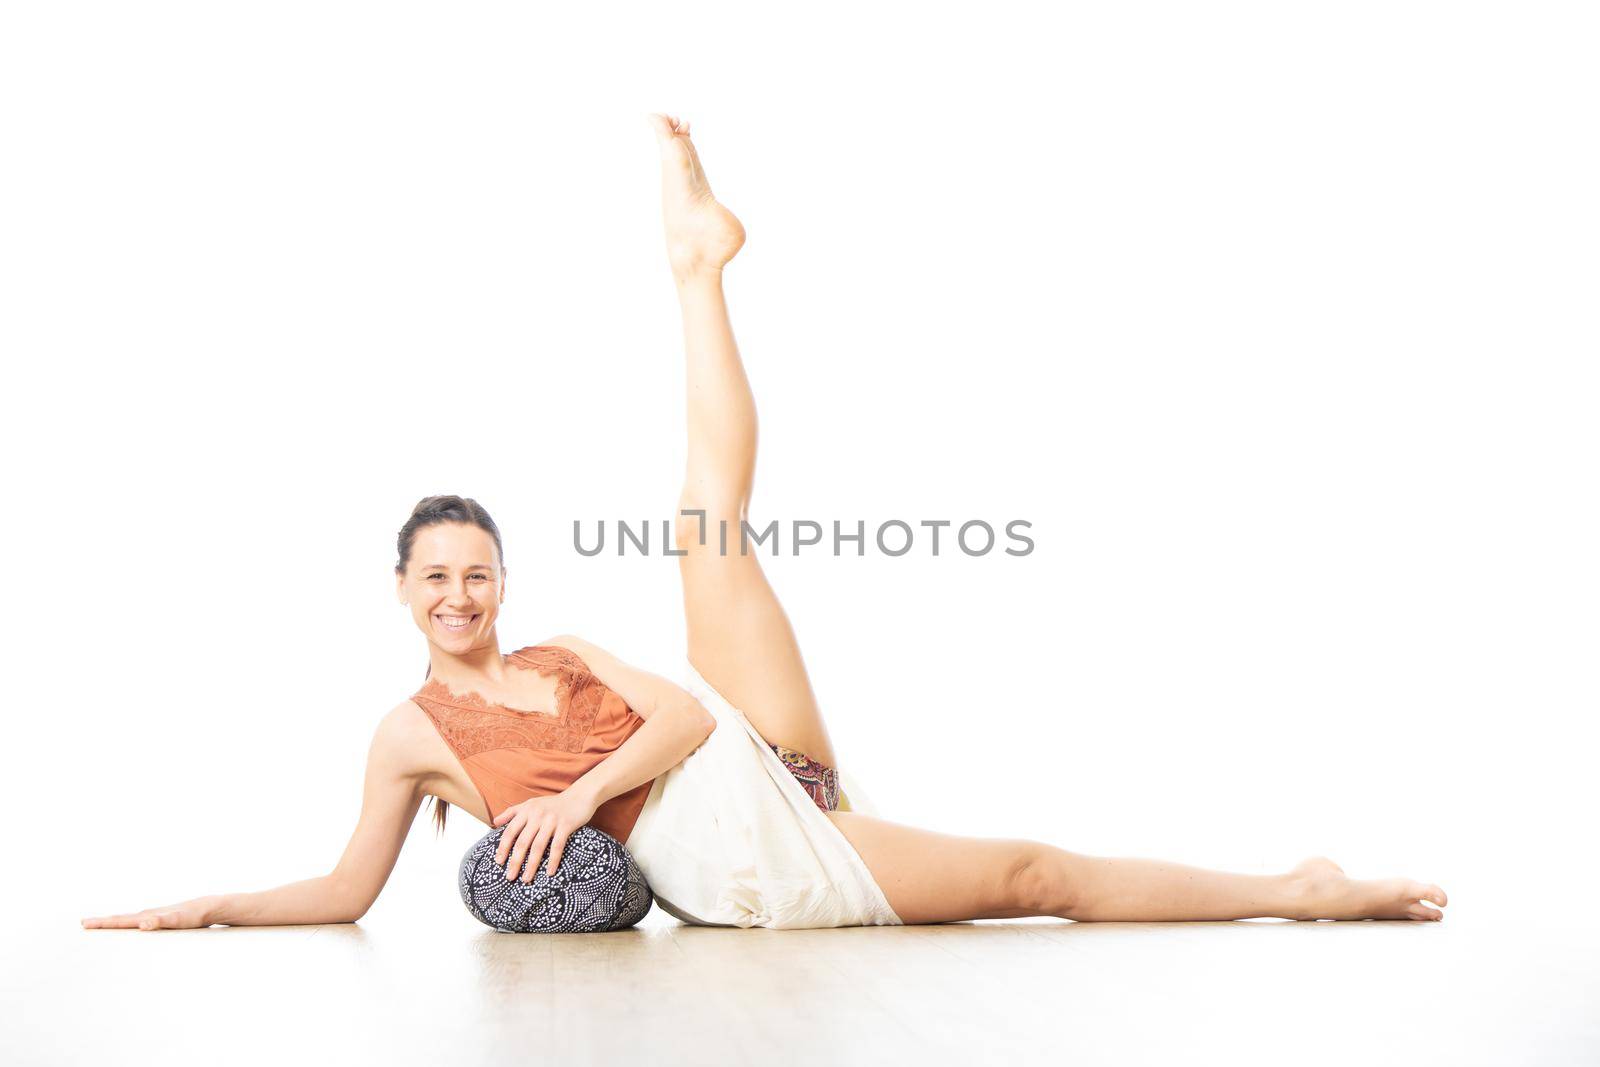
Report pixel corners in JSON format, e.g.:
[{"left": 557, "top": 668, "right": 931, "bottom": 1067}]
[
  {"left": 650, "top": 113, "right": 839, "bottom": 767},
  {"left": 826, "top": 811, "right": 1450, "bottom": 924}
]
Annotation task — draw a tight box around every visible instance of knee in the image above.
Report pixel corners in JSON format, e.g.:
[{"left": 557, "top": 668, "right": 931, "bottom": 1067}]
[
  {"left": 671, "top": 509, "right": 704, "bottom": 553},
  {"left": 1010, "top": 844, "right": 1073, "bottom": 919},
  {"left": 674, "top": 493, "right": 747, "bottom": 554}
]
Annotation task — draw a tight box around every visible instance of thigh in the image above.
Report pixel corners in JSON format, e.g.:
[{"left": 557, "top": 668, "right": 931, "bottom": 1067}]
[
  {"left": 824, "top": 810, "right": 1047, "bottom": 925},
  {"left": 677, "top": 507, "right": 838, "bottom": 768}
]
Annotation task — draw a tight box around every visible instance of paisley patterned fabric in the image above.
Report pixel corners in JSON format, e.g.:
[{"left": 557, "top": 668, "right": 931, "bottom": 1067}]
[
  {"left": 768, "top": 742, "right": 841, "bottom": 812},
  {"left": 458, "top": 824, "right": 653, "bottom": 933}
]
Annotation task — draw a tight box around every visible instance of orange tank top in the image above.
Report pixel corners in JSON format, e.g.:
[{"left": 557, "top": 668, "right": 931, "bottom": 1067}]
[{"left": 409, "top": 644, "right": 654, "bottom": 844}]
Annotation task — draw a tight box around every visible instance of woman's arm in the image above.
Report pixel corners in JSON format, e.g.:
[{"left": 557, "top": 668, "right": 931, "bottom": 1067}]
[
  {"left": 545, "top": 633, "right": 715, "bottom": 809},
  {"left": 222, "top": 703, "right": 427, "bottom": 925},
  {"left": 83, "top": 703, "right": 427, "bottom": 930},
  {"left": 488, "top": 635, "right": 715, "bottom": 881}
]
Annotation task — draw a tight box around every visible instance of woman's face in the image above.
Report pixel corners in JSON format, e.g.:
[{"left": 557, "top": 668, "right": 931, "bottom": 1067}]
[{"left": 396, "top": 523, "right": 506, "bottom": 653}]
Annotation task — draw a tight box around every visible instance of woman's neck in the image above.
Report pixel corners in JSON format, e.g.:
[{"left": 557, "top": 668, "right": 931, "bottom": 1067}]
[{"left": 426, "top": 634, "right": 507, "bottom": 689}]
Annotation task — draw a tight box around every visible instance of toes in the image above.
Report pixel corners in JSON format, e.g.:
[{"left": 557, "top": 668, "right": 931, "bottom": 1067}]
[
  {"left": 646, "top": 112, "right": 691, "bottom": 142},
  {"left": 651, "top": 126, "right": 695, "bottom": 175},
  {"left": 647, "top": 114, "right": 686, "bottom": 156},
  {"left": 1408, "top": 883, "right": 1447, "bottom": 910}
]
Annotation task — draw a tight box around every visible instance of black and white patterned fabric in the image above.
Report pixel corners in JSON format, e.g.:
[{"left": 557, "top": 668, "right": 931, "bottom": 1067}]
[{"left": 458, "top": 824, "right": 653, "bottom": 933}]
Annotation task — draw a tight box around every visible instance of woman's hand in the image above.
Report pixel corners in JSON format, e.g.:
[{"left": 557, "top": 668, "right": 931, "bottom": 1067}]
[
  {"left": 492, "top": 786, "right": 602, "bottom": 883},
  {"left": 81, "top": 895, "right": 219, "bottom": 931}
]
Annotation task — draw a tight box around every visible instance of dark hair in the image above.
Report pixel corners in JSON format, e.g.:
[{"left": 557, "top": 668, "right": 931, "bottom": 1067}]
[{"left": 396, "top": 494, "right": 504, "bottom": 834}]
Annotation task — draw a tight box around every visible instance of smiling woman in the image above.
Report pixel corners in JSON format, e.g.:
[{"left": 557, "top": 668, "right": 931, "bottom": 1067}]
[
  {"left": 392, "top": 494, "right": 508, "bottom": 832},
  {"left": 396, "top": 495, "right": 504, "bottom": 678},
  {"left": 389, "top": 497, "right": 711, "bottom": 859},
  {"left": 80, "top": 114, "right": 1449, "bottom": 936}
]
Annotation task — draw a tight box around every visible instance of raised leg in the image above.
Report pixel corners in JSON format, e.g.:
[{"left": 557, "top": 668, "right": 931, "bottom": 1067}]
[
  {"left": 649, "top": 113, "right": 839, "bottom": 767},
  {"left": 826, "top": 811, "right": 1450, "bottom": 924}
]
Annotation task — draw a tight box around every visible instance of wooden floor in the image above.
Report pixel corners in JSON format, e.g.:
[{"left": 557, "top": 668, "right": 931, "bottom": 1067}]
[{"left": 12, "top": 907, "right": 1596, "bottom": 1065}]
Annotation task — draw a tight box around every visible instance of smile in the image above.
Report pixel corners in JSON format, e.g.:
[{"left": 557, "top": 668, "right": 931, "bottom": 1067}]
[{"left": 435, "top": 614, "right": 478, "bottom": 631}]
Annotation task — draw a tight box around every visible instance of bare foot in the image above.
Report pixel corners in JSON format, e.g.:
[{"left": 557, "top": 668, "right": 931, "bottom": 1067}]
[
  {"left": 646, "top": 112, "right": 746, "bottom": 280},
  {"left": 1287, "top": 855, "right": 1449, "bottom": 921}
]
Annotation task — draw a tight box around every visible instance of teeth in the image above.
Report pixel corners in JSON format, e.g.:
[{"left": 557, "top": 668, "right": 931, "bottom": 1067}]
[{"left": 436, "top": 615, "right": 474, "bottom": 629}]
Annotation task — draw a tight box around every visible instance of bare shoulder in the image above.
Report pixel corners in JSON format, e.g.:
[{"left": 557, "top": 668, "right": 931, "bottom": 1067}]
[
  {"left": 536, "top": 634, "right": 708, "bottom": 726},
  {"left": 538, "top": 632, "right": 606, "bottom": 665},
  {"left": 379, "top": 698, "right": 435, "bottom": 737},
  {"left": 368, "top": 700, "right": 444, "bottom": 779},
  {"left": 536, "top": 633, "right": 648, "bottom": 684}
]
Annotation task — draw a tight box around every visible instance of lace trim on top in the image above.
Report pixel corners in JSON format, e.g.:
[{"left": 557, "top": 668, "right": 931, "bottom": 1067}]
[{"left": 411, "top": 645, "right": 605, "bottom": 757}]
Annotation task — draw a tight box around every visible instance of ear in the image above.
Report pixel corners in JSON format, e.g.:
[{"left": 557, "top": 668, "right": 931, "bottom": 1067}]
[{"left": 395, "top": 571, "right": 407, "bottom": 605}]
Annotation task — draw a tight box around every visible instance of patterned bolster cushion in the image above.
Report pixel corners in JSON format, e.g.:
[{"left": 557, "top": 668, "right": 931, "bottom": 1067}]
[{"left": 458, "top": 824, "right": 654, "bottom": 933}]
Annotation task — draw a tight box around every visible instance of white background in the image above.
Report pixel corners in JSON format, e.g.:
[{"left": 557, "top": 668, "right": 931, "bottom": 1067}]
[{"left": 2, "top": 1, "right": 1594, "bottom": 939}]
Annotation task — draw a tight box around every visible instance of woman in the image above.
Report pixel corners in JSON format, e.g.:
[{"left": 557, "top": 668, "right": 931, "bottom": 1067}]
[{"left": 82, "top": 114, "right": 1448, "bottom": 932}]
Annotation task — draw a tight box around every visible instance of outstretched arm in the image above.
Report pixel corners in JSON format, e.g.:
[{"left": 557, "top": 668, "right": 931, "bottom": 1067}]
[{"left": 81, "top": 704, "right": 427, "bottom": 930}]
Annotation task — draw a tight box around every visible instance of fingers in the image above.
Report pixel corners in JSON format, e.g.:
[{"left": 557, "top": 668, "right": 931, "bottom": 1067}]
[
  {"left": 493, "top": 819, "right": 520, "bottom": 866},
  {"left": 519, "top": 823, "right": 555, "bottom": 884},
  {"left": 490, "top": 805, "right": 575, "bottom": 883},
  {"left": 502, "top": 820, "right": 566, "bottom": 884},
  {"left": 543, "top": 830, "right": 570, "bottom": 880},
  {"left": 80, "top": 910, "right": 163, "bottom": 930},
  {"left": 502, "top": 821, "right": 535, "bottom": 880}
]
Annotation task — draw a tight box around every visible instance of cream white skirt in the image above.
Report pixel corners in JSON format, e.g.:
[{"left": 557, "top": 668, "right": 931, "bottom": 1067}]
[{"left": 623, "top": 661, "right": 904, "bottom": 930}]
